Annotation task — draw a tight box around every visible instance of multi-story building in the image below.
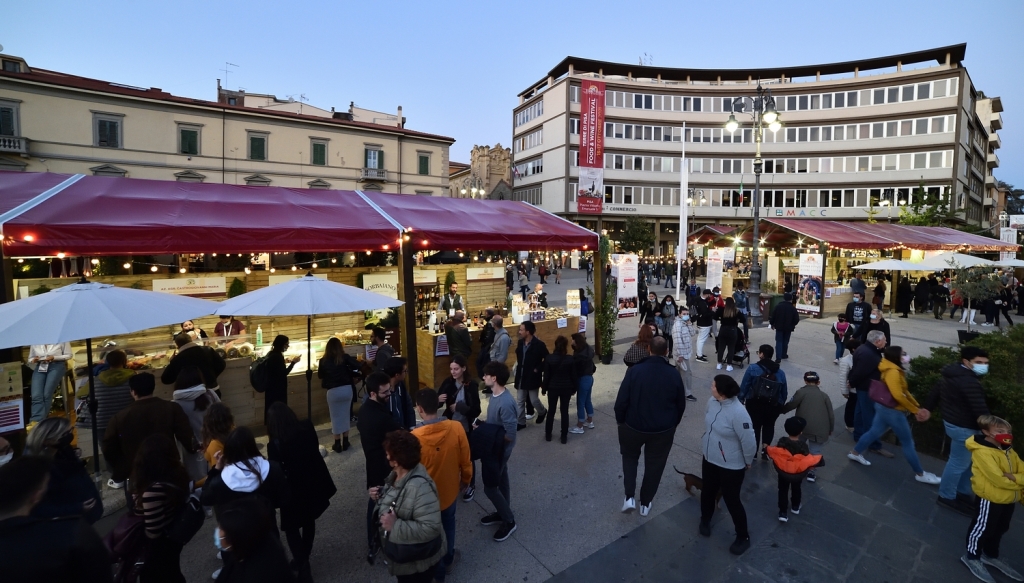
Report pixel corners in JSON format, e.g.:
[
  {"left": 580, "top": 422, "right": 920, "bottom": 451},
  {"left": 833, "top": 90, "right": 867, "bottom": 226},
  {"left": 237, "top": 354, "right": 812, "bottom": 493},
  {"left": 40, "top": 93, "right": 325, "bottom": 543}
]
[
  {"left": 0, "top": 53, "right": 453, "bottom": 195},
  {"left": 510, "top": 44, "right": 1003, "bottom": 255}
]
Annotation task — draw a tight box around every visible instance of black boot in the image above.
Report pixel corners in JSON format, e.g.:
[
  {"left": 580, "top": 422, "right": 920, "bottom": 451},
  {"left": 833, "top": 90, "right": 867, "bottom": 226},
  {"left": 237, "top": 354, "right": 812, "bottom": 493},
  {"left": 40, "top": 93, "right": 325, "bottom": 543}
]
[
  {"left": 332, "top": 439, "right": 342, "bottom": 453},
  {"left": 342, "top": 436, "right": 351, "bottom": 451}
]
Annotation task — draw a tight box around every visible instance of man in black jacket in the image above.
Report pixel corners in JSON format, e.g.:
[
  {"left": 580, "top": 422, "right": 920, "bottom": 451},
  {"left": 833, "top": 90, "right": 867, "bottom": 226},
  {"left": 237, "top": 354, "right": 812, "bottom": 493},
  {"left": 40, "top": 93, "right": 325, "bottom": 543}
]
[
  {"left": 161, "top": 332, "right": 227, "bottom": 394},
  {"left": 843, "top": 292, "right": 870, "bottom": 336},
  {"left": 356, "top": 372, "right": 401, "bottom": 564},
  {"left": 514, "top": 321, "right": 548, "bottom": 428},
  {"left": 476, "top": 308, "right": 496, "bottom": 380},
  {"left": 694, "top": 289, "right": 715, "bottom": 363},
  {"left": 0, "top": 456, "right": 113, "bottom": 583},
  {"left": 383, "top": 357, "right": 416, "bottom": 430},
  {"left": 846, "top": 331, "right": 891, "bottom": 457},
  {"left": 768, "top": 293, "right": 800, "bottom": 362},
  {"left": 856, "top": 308, "right": 891, "bottom": 346},
  {"left": 921, "top": 346, "right": 991, "bottom": 514},
  {"left": 614, "top": 337, "right": 686, "bottom": 516}
]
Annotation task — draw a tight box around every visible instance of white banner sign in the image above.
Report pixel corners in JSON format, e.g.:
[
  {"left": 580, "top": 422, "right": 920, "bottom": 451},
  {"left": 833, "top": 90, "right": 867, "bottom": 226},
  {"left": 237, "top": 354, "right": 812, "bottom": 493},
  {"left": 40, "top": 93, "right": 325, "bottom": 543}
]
[
  {"left": 1008, "top": 215, "right": 1024, "bottom": 230},
  {"left": 153, "top": 277, "right": 226, "bottom": 297},
  {"left": 705, "top": 258, "right": 723, "bottom": 291},
  {"left": 710, "top": 247, "right": 736, "bottom": 263},
  {"left": 0, "top": 362, "right": 24, "bottom": 433},
  {"left": 413, "top": 270, "right": 437, "bottom": 285},
  {"left": 466, "top": 267, "right": 503, "bottom": 281},
  {"left": 1001, "top": 228, "right": 1018, "bottom": 262},
  {"left": 796, "top": 253, "right": 823, "bottom": 314},
  {"left": 361, "top": 273, "right": 400, "bottom": 299},
  {"left": 610, "top": 254, "right": 639, "bottom": 318},
  {"left": 566, "top": 289, "right": 581, "bottom": 317},
  {"left": 269, "top": 273, "right": 327, "bottom": 286}
]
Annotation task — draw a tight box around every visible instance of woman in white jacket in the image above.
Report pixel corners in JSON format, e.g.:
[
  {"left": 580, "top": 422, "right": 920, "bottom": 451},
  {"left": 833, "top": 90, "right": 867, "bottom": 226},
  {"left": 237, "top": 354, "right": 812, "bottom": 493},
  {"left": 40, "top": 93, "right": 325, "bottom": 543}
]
[
  {"left": 28, "top": 343, "right": 73, "bottom": 423},
  {"left": 171, "top": 365, "right": 220, "bottom": 481},
  {"left": 699, "top": 374, "right": 756, "bottom": 556}
]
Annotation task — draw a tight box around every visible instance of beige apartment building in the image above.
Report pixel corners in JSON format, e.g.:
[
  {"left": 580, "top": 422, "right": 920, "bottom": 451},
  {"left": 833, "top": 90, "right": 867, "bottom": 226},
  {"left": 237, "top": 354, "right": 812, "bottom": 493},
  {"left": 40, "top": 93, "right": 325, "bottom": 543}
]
[
  {"left": 0, "top": 53, "right": 453, "bottom": 194},
  {"left": 510, "top": 44, "right": 1005, "bottom": 254}
]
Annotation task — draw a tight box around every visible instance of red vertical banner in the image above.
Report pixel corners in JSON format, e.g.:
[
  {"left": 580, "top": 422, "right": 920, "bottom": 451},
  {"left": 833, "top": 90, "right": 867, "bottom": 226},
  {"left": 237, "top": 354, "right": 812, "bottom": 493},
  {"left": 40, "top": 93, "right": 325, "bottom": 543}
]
[{"left": 577, "top": 80, "right": 606, "bottom": 215}]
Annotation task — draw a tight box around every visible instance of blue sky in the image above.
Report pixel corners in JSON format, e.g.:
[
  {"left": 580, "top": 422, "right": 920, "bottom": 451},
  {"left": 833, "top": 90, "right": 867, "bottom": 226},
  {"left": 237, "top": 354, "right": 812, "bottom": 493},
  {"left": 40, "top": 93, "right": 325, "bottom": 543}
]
[{"left": 4, "top": 0, "right": 1022, "bottom": 186}]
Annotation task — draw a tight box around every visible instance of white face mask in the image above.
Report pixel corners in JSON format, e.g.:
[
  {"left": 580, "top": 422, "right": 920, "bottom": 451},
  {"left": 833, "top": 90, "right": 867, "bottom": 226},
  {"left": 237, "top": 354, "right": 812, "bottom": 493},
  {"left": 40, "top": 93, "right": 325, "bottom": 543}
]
[{"left": 0, "top": 452, "right": 12, "bottom": 466}]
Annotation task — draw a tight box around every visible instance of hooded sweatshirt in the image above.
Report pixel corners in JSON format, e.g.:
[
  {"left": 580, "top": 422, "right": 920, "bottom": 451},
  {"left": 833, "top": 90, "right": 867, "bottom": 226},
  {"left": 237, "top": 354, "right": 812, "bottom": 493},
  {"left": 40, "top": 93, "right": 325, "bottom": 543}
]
[
  {"left": 200, "top": 456, "right": 289, "bottom": 512},
  {"left": 966, "top": 435, "right": 1024, "bottom": 504},
  {"left": 924, "top": 363, "right": 990, "bottom": 430},
  {"left": 412, "top": 418, "right": 472, "bottom": 509},
  {"left": 701, "top": 396, "right": 757, "bottom": 470},
  {"left": 172, "top": 384, "right": 220, "bottom": 443}
]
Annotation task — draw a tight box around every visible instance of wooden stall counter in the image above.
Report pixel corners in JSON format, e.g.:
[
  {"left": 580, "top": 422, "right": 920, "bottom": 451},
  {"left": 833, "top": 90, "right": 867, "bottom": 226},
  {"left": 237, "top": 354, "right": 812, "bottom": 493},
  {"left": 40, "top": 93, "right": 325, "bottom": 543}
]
[{"left": 416, "top": 316, "right": 581, "bottom": 390}]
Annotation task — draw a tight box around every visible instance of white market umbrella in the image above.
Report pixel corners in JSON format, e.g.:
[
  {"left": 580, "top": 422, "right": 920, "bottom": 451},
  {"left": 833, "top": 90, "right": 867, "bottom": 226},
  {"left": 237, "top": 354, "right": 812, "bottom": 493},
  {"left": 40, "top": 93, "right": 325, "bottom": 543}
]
[
  {"left": 852, "top": 259, "right": 923, "bottom": 271},
  {"left": 916, "top": 252, "right": 994, "bottom": 270},
  {"left": 0, "top": 278, "right": 218, "bottom": 474},
  {"left": 994, "top": 259, "right": 1024, "bottom": 268},
  {"left": 214, "top": 274, "right": 403, "bottom": 419}
]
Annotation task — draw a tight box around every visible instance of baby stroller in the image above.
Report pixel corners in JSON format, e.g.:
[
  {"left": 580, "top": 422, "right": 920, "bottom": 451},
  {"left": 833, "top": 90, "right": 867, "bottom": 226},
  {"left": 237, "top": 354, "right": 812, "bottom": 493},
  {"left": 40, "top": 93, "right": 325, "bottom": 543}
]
[{"left": 730, "top": 334, "right": 750, "bottom": 368}]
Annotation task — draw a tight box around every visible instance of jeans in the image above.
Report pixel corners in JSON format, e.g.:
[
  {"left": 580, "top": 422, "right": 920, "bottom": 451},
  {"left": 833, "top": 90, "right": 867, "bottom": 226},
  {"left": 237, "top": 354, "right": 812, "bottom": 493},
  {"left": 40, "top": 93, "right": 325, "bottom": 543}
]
[
  {"left": 664, "top": 276, "right": 675, "bottom": 288},
  {"left": 619, "top": 425, "right": 676, "bottom": 506},
  {"left": 484, "top": 445, "right": 515, "bottom": 523},
  {"left": 834, "top": 340, "right": 845, "bottom": 360},
  {"left": 700, "top": 458, "right": 748, "bottom": 539},
  {"left": 717, "top": 326, "right": 738, "bottom": 364},
  {"left": 746, "top": 400, "right": 781, "bottom": 448},
  {"left": 696, "top": 326, "right": 712, "bottom": 357},
  {"left": 433, "top": 502, "right": 457, "bottom": 581},
  {"left": 520, "top": 285, "right": 529, "bottom": 301},
  {"left": 774, "top": 329, "right": 792, "bottom": 360},
  {"left": 939, "top": 422, "right": 977, "bottom": 500},
  {"left": 949, "top": 304, "right": 962, "bottom": 319},
  {"left": 853, "top": 389, "right": 882, "bottom": 451},
  {"left": 517, "top": 388, "right": 545, "bottom": 424},
  {"left": 854, "top": 403, "right": 924, "bottom": 474},
  {"left": 576, "top": 375, "right": 594, "bottom": 422},
  {"left": 676, "top": 360, "right": 693, "bottom": 397},
  {"left": 30, "top": 361, "right": 67, "bottom": 422}
]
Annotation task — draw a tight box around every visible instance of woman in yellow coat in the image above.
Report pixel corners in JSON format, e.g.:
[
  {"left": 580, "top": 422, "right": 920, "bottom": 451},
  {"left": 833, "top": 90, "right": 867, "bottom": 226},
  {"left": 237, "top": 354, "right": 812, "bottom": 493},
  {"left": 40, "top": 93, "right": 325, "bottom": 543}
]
[
  {"left": 847, "top": 346, "right": 941, "bottom": 485},
  {"left": 961, "top": 415, "right": 1024, "bottom": 583}
]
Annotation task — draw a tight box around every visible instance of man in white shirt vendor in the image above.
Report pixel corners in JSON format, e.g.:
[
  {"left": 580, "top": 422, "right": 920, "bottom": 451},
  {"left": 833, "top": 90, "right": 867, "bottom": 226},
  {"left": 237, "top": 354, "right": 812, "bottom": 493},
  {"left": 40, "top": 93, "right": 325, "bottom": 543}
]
[
  {"left": 28, "top": 343, "right": 73, "bottom": 424},
  {"left": 438, "top": 282, "right": 466, "bottom": 314}
]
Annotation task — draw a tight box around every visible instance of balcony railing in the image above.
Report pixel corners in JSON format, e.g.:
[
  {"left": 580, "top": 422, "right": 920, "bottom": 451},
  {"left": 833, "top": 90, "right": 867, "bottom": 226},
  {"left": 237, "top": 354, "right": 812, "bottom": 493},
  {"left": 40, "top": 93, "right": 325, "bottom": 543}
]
[
  {"left": 360, "top": 167, "right": 387, "bottom": 181},
  {"left": 0, "top": 136, "right": 27, "bottom": 154}
]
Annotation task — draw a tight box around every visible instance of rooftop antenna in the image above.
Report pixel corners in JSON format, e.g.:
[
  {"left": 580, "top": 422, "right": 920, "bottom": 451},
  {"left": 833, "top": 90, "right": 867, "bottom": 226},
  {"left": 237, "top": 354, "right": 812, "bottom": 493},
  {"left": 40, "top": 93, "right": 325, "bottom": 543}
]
[
  {"left": 639, "top": 53, "right": 653, "bottom": 66},
  {"left": 220, "top": 62, "right": 239, "bottom": 87}
]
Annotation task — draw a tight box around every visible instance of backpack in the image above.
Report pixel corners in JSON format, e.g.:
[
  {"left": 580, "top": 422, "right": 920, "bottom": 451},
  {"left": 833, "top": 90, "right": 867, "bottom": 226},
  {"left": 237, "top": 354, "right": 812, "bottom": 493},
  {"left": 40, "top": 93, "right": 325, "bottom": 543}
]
[
  {"left": 749, "top": 368, "right": 784, "bottom": 404},
  {"left": 249, "top": 355, "right": 270, "bottom": 393}
]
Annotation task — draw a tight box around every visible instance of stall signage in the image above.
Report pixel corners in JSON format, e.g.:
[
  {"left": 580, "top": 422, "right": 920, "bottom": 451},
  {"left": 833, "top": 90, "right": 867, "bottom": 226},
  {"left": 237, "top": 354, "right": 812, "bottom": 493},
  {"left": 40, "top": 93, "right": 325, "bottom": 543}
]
[
  {"left": 466, "top": 267, "right": 502, "bottom": 281},
  {"left": 705, "top": 258, "right": 723, "bottom": 291},
  {"left": 578, "top": 318, "right": 587, "bottom": 333},
  {"left": 153, "top": 277, "right": 226, "bottom": 297},
  {"left": 269, "top": 273, "right": 327, "bottom": 286},
  {"left": 610, "top": 253, "right": 638, "bottom": 318},
  {"left": 1001, "top": 228, "right": 1017, "bottom": 262},
  {"left": 413, "top": 270, "right": 437, "bottom": 285},
  {"left": 362, "top": 273, "right": 400, "bottom": 299},
  {"left": 577, "top": 79, "right": 606, "bottom": 215},
  {"left": 557, "top": 318, "right": 568, "bottom": 328},
  {"left": 0, "top": 362, "right": 24, "bottom": 433},
  {"left": 709, "top": 248, "right": 736, "bottom": 263},
  {"left": 1008, "top": 215, "right": 1024, "bottom": 229},
  {"left": 796, "top": 253, "right": 823, "bottom": 314},
  {"left": 565, "top": 289, "right": 581, "bottom": 317},
  {"left": 434, "top": 335, "right": 449, "bottom": 357}
]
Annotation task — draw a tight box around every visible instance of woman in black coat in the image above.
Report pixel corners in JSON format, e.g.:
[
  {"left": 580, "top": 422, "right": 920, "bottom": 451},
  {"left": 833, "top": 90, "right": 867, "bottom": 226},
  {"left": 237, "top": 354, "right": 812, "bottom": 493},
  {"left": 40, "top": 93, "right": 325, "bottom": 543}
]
[
  {"left": 265, "top": 335, "right": 300, "bottom": 424},
  {"left": 214, "top": 497, "right": 296, "bottom": 583},
  {"left": 912, "top": 277, "right": 929, "bottom": 315},
  {"left": 201, "top": 426, "right": 290, "bottom": 521},
  {"left": 542, "top": 336, "right": 579, "bottom": 444},
  {"left": 267, "top": 403, "right": 336, "bottom": 583}
]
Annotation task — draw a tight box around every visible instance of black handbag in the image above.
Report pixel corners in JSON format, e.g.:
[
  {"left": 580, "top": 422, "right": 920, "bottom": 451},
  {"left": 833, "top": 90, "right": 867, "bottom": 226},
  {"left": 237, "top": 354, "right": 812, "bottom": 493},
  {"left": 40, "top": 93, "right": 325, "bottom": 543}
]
[
  {"left": 165, "top": 485, "right": 205, "bottom": 545},
  {"left": 377, "top": 475, "right": 443, "bottom": 564}
]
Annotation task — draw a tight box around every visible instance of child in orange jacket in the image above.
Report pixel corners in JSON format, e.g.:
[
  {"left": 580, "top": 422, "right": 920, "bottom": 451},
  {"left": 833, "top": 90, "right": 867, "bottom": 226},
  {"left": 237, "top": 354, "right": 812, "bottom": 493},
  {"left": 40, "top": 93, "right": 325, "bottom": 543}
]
[{"left": 767, "top": 417, "right": 822, "bottom": 524}]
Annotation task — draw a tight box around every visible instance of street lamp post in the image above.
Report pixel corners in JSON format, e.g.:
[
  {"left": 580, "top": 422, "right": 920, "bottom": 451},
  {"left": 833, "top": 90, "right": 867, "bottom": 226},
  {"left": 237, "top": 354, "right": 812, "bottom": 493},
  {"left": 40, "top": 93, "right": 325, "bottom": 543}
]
[
  {"left": 685, "top": 188, "right": 705, "bottom": 251},
  {"left": 459, "top": 174, "right": 486, "bottom": 199},
  {"left": 725, "top": 84, "right": 781, "bottom": 325}
]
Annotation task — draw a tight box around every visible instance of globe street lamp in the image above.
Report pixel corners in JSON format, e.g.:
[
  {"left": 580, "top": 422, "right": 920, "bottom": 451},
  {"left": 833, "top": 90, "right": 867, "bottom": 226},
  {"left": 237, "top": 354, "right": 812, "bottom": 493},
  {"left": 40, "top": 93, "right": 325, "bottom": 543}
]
[
  {"left": 725, "top": 83, "right": 781, "bottom": 325},
  {"left": 459, "top": 174, "right": 486, "bottom": 199}
]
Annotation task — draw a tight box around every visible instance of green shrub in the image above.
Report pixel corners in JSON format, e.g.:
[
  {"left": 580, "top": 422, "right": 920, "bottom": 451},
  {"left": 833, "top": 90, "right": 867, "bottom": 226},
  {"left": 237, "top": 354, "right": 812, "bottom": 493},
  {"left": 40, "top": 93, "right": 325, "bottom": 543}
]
[{"left": 908, "top": 325, "right": 1024, "bottom": 456}]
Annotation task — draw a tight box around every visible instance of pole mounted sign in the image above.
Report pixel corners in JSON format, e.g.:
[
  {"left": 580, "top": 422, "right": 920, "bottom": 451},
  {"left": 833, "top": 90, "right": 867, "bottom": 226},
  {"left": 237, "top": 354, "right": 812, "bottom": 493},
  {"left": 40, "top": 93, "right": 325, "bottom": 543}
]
[{"left": 577, "top": 80, "right": 606, "bottom": 215}]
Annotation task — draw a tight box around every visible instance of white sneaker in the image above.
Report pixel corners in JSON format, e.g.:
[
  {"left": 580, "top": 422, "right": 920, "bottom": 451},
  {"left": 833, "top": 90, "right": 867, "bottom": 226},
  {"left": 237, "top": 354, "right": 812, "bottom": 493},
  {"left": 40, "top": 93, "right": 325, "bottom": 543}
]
[
  {"left": 212, "top": 568, "right": 222, "bottom": 580},
  {"left": 981, "top": 554, "right": 1023, "bottom": 581},
  {"left": 716, "top": 363, "right": 723, "bottom": 370},
  {"left": 847, "top": 452, "right": 871, "bottom": 466},
  {"left": 586, "top": 421, "right": 595, "bottom": 429},
  {"left": 834, "top": 359, "right": 839, "bottom": 365},
  {"left": 726, "top": 365, "right": 734, "bottom": 372},
  {"left": 216, "top": 551, "right": 222, "bottom": 560},
  {"left": 107, "top": 479, "right": 125, "bottom": 489},
  {"left": 622, "top": 497, "right": 636, "bottom": 513},
  {"left": 639, "top": 502, "right": 651, "bottom": 517},
  {"left": 569, "top": 426, "right": 585, "bottom": 434},
  {"left": 915, "top": 472, "right": 942, "bottom": 485},
  {"left": 525, "top": 414, "right": 534, "bottom": 420}
]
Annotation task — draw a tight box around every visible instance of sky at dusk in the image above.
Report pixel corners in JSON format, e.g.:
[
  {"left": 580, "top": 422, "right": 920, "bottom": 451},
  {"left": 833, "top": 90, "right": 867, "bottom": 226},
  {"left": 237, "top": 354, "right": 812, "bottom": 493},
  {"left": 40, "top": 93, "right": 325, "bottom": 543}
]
[{"left": 4, "top": 0, "right": 1022, "bottom": 186}]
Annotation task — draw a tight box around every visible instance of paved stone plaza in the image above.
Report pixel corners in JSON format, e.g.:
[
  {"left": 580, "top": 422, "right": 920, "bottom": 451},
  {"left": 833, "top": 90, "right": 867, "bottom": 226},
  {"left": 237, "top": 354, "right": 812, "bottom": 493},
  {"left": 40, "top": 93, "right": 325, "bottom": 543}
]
[{"left": 94, "top": 268, "right": 1023, "bottom": 582}]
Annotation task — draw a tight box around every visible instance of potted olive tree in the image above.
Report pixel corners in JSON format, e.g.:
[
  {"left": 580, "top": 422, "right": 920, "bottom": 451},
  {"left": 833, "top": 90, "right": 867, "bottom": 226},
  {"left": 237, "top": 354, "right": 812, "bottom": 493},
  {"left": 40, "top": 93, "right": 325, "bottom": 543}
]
[
  {"left": 594, "top": 235, "right": 617, "bottom": 364},
  {"left": 951, "top": 264, "right": 999, "bottom": 344}
]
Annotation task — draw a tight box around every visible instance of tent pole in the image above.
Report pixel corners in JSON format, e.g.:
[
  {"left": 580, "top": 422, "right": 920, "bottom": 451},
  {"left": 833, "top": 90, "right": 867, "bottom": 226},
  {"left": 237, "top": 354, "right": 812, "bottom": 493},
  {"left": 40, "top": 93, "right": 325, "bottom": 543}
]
[
  {"left": 399, "top": 237, "right": 418, "bottom": 392},
  {"left": 86, "top": 338, "right": 100, "bottom": 477},
  {"left": 306, "top": 316, "right": 312, "bottom": 421}
]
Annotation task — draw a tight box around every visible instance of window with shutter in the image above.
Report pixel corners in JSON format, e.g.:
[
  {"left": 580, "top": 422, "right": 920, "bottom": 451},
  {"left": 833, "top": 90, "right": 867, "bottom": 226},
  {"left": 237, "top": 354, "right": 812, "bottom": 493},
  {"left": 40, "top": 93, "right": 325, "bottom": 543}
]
[
  {"left": 98, "top": 120, "right": 119, "bottom": 148},
  {"left": 180, "top": 129, "right": 198, "bottom": 155},
  {"left": 0, "top": 107, "right": 13, "bottom": 136},
  {"left": 365, "top": 149, "right": 381, "bottom": 169},
  {"left": 250, "top": 136, "right": 266, "bottom": 160},
  {"left": 312, "top": 142, "right": 326, "bottom": 166},
  {"left": 418, "top": 154, "right": 429, "bottom": 175}
]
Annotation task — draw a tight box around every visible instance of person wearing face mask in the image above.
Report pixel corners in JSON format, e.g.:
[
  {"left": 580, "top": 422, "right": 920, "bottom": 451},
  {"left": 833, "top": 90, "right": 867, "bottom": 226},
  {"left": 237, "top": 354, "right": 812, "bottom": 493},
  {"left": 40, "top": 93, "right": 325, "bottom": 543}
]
[
  {"left": 213, "top": 497, "right": 296, "bottom": 583},
  {"left": 847, "top": 346, "right": 942, "bottom": 486},
  {"left": 856, "top": 308, "right": 891, "bottom": 347},
  {"left": 25, "top": 417, "right": 103, "bottom": 524},
  {"left": 921, "top": 347, "right": 992, "bottom": 515},
  {"left": 660, "top": 295, "right": 678, "bottom": 348},
  {"left": 960, "top": 415, "right": 1024, "bottom": 583},
  {"left": 844, "top": 292, "right": 870, "bottom": 337},
  {"left": 671, "top": 306, "right": 698, "bottom": 403},
  {"left": 639, "top": 292, "right": 660, "bottom": 330}
]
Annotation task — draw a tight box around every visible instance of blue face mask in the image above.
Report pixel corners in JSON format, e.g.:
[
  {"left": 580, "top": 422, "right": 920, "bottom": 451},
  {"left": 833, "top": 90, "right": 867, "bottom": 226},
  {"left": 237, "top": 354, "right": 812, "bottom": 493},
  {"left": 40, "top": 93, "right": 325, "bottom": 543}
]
[
  {"left": 682, "top": 315, "right": 690, "bottom": 321},
  {"left": 853, "top": 297, "right": 861, "bottom": 303},
  {"left": 972, "top": 363, "right": 989, "bottom": 376},
  {"left": 214, "top": 528, "right": 226, "bottom": 551}
]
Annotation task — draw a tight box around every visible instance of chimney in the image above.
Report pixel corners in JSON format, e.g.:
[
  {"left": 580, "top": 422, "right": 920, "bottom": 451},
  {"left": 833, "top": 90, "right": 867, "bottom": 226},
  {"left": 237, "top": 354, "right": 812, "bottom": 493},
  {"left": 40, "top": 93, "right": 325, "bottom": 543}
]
[{"left": 397, "top": 106, "right": 403, "bottom": 128}]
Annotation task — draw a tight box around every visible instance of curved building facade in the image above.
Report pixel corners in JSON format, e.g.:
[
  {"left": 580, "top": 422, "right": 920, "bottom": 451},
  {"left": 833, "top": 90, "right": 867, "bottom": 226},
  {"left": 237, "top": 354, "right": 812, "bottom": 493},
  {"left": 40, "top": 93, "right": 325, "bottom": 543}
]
[{"left": 510, "top": 44, "right": 1003, "bottom": 254}]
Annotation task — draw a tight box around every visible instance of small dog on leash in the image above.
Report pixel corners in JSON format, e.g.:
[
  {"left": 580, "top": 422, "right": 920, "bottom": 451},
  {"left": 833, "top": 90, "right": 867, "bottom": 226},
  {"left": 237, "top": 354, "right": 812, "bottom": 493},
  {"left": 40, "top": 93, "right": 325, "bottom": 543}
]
[{"left": 674, "top": 467, "right": 722, "bottom": 508}]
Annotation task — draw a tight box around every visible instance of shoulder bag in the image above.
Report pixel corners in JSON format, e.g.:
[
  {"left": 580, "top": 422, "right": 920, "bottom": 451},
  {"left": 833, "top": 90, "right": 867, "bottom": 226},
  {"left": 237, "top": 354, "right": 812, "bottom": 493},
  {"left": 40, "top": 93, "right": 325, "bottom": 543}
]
[
  {"left": 377, "top": 475, "right": 443, "bottom": 564},
  {"left": 868, "top": 379, "right": 898, "bottom": 409}
]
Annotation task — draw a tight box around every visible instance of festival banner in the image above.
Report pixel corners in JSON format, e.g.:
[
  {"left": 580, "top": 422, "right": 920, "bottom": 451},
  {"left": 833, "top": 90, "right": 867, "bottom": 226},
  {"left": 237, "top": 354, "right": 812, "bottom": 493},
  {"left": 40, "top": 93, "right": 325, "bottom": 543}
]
[
  {"left": 796, "top": 253, "right": 823, "bottom": 314},
  {"left": 705, "top": 258, "right": 723, "bottom": 291},
  {"left": 1000, "top": 228, "right": 1017, "bottom": 262},
  {"left": 577, "top": 80, "right": 606, "bottom": 215},
  {"left": 610, "top": 253, "right": 638, "bottom": 318}
]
